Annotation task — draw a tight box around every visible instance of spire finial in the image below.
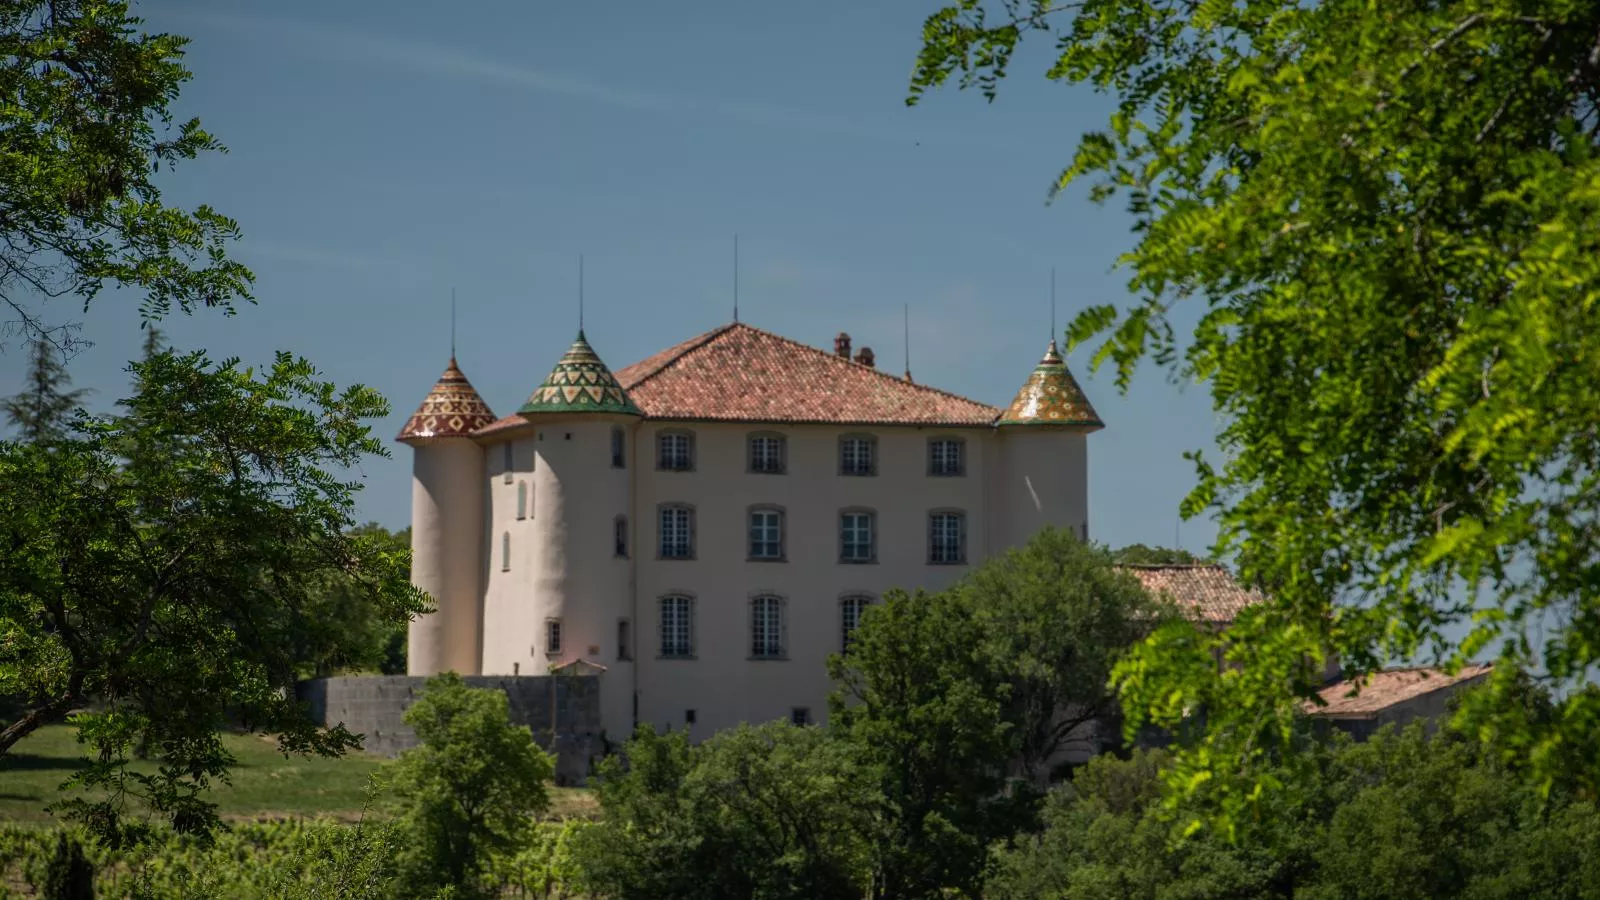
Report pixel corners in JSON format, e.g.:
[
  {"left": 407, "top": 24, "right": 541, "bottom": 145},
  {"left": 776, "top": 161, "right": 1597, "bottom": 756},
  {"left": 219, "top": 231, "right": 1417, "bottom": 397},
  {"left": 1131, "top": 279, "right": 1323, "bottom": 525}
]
[
  {"left": 1050, "top": 267, "right": 1057, "bottom": 343},
  {"left": 578, "top": 253, "right": 585, "bottom": 335},
  {"left": 903, "top": 302, "right": 913, "bottom": 382},
  {"left": 733, "top": 233, "right": 740, "bottom": 323},
  {"left": 450, "top": 287, "right": 457, "bottom": 362}
]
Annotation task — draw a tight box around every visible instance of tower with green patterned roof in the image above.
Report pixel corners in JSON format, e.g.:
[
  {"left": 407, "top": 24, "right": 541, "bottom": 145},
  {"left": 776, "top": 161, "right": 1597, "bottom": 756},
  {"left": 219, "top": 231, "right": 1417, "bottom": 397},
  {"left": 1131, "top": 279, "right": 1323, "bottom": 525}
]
[
  {"left": 995, "top": 338, "right": 1103, "bottom": 550},
  {"left": 481, "top": 330, "right": 640, "bottom": 739}
]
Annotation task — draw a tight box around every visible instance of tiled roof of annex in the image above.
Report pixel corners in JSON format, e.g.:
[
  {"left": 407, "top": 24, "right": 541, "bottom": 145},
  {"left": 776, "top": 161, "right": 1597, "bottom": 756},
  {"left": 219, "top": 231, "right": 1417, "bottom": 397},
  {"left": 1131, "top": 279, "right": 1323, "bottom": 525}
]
[
  {"left": 1306, "top": 664, "right": 1494, "bottom": 719},
  {"left": 602, "top": 322, "right": 1004, "bottom": 427},
  {"left": 1119, "top": 563, "right": 1265, "bottom": 625}
]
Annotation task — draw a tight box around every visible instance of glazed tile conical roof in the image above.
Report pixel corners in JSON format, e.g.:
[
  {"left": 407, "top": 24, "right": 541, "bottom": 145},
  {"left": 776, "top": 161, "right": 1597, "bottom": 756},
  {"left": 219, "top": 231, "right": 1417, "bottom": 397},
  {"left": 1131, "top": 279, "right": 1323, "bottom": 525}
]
[
  {"left": 998, "top": 340, "right": 1103, "bottom": 428},
  {"left": 518, "top": 331, "right": 642, "bottom": 416},
  {"left": 397, "top": 357, "right": 498, "bottom": 441}
]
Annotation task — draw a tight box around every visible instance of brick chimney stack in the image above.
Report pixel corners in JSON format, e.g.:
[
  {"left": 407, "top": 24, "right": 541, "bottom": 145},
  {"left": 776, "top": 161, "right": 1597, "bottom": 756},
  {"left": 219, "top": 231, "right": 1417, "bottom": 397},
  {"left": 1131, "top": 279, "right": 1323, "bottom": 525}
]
[
  {"left": 855, "top": 347, "right": 875, "bottom": 368},
  {"left": 834, "top": 332, "right": 852, "bottom": 358}
]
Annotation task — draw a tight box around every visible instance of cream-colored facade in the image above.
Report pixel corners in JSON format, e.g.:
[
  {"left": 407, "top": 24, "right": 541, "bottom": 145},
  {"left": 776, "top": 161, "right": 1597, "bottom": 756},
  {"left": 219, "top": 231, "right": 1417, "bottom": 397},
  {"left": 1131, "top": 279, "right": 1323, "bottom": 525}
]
[{"left": 399, "top": 323, "right": 1101, "bottom": 742}]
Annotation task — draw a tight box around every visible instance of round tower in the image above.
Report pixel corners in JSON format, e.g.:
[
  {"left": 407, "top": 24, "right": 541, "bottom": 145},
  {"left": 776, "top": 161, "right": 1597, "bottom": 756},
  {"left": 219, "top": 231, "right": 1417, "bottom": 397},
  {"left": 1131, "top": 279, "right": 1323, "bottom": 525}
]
[
  {"left": 483, "top": 331, "right": 640, "bottom": 741},
  {"left": 397, "top": 358, "right": 496, "bottom": 676},
  {"left": 995, "top": 339, "right": 1104, "bottom": 549}
]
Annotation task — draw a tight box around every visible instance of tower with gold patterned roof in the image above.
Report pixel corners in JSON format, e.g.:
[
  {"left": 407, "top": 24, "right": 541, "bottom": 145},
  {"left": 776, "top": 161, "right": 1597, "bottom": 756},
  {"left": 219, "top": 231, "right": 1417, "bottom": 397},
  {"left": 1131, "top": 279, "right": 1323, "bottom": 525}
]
[
  {"left": 398, "top": 356, "right": 497, "bottom": 677},
  {"left": 995, "top": 338, "right": 1103, "bottom": 550},
  {"left": 479, "top": 331, "right": 640, "bottom": 742}
]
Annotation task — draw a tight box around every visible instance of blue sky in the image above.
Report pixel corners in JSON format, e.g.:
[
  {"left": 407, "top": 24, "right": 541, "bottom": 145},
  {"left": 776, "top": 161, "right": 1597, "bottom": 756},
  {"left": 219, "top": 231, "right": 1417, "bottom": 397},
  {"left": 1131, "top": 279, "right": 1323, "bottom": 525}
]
[{"left": 0, "top": 0, "right": 1221, "bottom": 552}]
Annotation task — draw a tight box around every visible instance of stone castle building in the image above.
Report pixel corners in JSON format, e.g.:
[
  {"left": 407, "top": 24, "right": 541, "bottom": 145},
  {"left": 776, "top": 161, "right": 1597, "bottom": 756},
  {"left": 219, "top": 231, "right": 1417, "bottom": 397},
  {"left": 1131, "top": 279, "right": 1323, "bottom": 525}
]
[{"left": 398, "top": 321, "right": 1103, "bottom": 742}]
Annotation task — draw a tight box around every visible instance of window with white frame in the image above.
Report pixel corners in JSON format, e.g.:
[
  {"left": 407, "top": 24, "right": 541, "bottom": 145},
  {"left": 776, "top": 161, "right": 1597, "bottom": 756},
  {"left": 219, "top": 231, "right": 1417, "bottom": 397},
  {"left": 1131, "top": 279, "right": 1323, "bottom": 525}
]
[
  {"left": 750, "top": 594, "right": 785, "bottom": 659},
  {"left": 748, "top": 507, "right": 784, "bottom": 560},
  {"left": 840, "top": 594, "right": 871, "bottom": 653},
  {"left": 929, "top": 511, "right": 967, "bottom": 564},
  {"left": 660, "top": 595, "right": 694, "bottom": 658},
  {"left": 611, "top": 426, "right": 626, "bottom": 469},
  {"left": 839, "top": 434, "right": 876, "bottom": 476},
  {"left": 545, "top": 618, "right": 562, "bottom": 655},
  {"left": 929, "top": 438, "right": 965, "bottom": 477},
  {"left": 659, "top": 505, "right": 694, "bottom": 559},
  {"left": 840, "top": 510, "right": 875, "bottom": 563},
  {"left": 748, "top": 433, "right": 786, "bottom": 474},
  {"left": 657, "top": 430, "right": 695, "bottom": 471}
]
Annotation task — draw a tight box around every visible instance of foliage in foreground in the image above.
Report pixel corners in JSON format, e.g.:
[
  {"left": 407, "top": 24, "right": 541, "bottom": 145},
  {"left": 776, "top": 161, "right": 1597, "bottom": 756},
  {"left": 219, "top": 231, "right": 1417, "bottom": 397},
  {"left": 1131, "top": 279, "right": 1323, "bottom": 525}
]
[
  {"left": 383, "top": 673, "right": 556, "bottom": 898},
  {"left": 0, "top": 350, "right": 424, "bottom": 837},
  {"left": 0, "top": 0, "right": 252, "bottom": 349},
  {"left": 990, "top": 724, "right": 1600, "bottom": 899},
  {"left": 574, "top": 722, "right": 876, "bottom": 900},
  {"left": 909, "top": 0, "right": 1600, "bottom": 824}
]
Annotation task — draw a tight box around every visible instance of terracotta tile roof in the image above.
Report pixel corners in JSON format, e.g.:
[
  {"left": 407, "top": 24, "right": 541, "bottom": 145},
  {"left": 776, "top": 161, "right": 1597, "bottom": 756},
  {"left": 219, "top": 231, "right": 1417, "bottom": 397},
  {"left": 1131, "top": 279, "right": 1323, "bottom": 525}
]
[
  {"left": 397, "top": 357, "right": 497, "bottom": 442},
  {"left": 1306, "top": 664, "right": 1494, "bottom": 719},
  {"left": 998, "top": 340, "right": 1103, "bottom": 428},
  {"left": 610, "top": 322, "right": 1002, "bottom": 426},
  {"left": 474, "top": 414, "right": 532, "bottom": 439},
  {"left": 1118, "top": 564, "right": 1264, "bottom": 625}
]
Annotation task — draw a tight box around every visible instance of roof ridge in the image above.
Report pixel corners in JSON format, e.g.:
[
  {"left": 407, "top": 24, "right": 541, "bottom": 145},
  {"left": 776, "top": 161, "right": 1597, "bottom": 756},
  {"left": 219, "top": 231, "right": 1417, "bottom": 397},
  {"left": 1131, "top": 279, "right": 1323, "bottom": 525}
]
[{"left": 723, "top": 321, "right": 1000, "bottom": 414}]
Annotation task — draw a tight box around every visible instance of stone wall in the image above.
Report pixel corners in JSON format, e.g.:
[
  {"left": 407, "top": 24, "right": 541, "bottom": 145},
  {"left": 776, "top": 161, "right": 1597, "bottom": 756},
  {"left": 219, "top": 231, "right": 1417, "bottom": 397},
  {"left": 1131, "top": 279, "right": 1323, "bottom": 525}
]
[{"left": 297, "top": 675, "right": 607, "bottom": 784}]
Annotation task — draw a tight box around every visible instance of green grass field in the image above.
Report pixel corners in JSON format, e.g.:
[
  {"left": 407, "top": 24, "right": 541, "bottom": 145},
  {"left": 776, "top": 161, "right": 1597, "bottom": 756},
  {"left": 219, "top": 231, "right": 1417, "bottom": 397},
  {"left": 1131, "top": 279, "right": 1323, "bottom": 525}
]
[{"left": 0, "top": 725, "right": 596, "bottom": 827}]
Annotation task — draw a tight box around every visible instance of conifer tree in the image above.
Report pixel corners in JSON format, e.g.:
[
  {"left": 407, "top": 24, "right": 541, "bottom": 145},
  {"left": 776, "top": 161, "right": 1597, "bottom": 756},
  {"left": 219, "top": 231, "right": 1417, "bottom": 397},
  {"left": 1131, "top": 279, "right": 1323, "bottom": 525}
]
[{"left": 1, "top": 339, "right": 87, "bottom": 442}]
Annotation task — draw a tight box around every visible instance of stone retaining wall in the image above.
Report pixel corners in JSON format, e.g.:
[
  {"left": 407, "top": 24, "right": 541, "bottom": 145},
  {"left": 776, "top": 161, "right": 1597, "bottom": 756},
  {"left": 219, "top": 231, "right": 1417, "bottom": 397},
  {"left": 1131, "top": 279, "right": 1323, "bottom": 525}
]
[{"left": 296, "top": 675, "right": 606, "bottom": 784}]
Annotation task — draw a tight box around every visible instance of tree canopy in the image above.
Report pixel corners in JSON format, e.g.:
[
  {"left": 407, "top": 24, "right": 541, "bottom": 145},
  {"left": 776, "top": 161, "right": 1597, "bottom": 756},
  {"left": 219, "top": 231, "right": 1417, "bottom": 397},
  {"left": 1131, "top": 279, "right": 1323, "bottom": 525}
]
[
  {"left": 0, "top": 349, "right": 423, "bottom": 837},
  {"left": 0, "top": 0, "right": 251, "bottom": 349},
  {"left": 1, "top": 338, "right": 88, "bottom": 441},
  {"left": 909, "top": 0, "right": 1600, "bottom": 824}
]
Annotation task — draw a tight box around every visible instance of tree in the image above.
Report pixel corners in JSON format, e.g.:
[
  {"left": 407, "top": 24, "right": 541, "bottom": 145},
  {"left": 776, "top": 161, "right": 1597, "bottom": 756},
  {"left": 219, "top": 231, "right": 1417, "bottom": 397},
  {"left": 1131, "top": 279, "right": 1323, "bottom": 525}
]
[
  {"left": 908, "top": 0, "right": 1600, "bottom": 821},
  {"left": 1112, "top": 544, "right": 1209, "bottom": 567},
  {"left": 0, "top": 1, "right": 251, "bottom": 349},
  {"left": 292, "top": 523, "right": 413, "bottom": 678},
  {"left": 827, "top": 528, "right": 1162, "bottom": 896},
  {"left": 574, "top": 722, "right": 876, "bottom": 900},
  {"left": 988, "top": 725, "right": 1600, "bottom": 899},
  {"left": 828, "top": 587, "right": 1029, "bottom": 899},
  {"left": 383, "top": 674, "right": 554, "bottom": 898},
  {"left": 0, "top": 349, "right": 423, "bottom": 837},
  {"left": 960, "top": 528, "right": 1171, "bottom": 781},
  {"left": 1, "top": 339, "right": 88, "bottom": 442}
]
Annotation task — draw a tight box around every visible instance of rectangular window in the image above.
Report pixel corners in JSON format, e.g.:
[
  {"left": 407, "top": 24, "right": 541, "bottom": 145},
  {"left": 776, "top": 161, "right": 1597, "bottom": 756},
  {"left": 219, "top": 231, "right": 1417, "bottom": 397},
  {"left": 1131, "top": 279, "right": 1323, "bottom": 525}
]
[
  {"left": 617, "top": 619, "right": 632, "bottom": 661},
  {"left": 501, "top": 532, "right": 510, "bottom": 572},
  {"left": 545, "top": 619, "right": 562, "bottom": 655},
  {"left": 840, "top": 511, "right": 875, "bottom": 563},
  {"left": 929, "top": 439, "right": 965, "bottom": 477},
  {"left": 658, "top": 432, "right": 694, "bottom": 471},
  {"left": 840, "top": 595, "right": 870, "bottom": 653},
  {"left": 685, "top": 709, "right": 696, "bottom": 725},
  {"left": 611, "top": 427, "right": 626, "bottom": 469},
  {"left": 749, "top": 435, "right": 785, "bottom": 474},
  {"left": 660, "top": 506, "right": 693, "bottom": 559},
  {"left": 751, "top": 595, "right": 784, "bottom": 659},
  {"left": 929, "top": 512, "right": 966, "bottom": 564},
  {"left": 660, "top": 595, "right": 694, "bottom": 658},
  {"left": 839, "top": 436, "right": 876, "bottom": 476},
  {"left": 791, "top": 707, "right": 810, "bottom": 727},
  {"left": 749, "top": 509, "right": 783, "bottom": 560},
  {"left": 516, "top": 481, "right": 528, "bottom": 520},
  {"left": 615, "top": 516, "right": 629, "bottom": 558},
  {"left": 503, "top": 443, "right": 514, "bottom": 483}
]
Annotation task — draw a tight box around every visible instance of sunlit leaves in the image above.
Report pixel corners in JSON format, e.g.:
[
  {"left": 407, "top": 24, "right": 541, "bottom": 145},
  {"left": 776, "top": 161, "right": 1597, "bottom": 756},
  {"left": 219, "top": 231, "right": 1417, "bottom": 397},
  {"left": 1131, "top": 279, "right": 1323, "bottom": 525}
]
[{"left": 910, "top": 0, "right": 1600, "bottom": 830}]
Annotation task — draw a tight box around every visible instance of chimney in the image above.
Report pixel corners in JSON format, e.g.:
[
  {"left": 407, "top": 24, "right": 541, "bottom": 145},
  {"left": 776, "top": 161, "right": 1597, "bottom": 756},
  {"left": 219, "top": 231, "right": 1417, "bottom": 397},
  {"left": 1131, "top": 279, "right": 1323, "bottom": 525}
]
[
  {"left": 855, "top": 347, "right": 875, "bottom": 368},
  {"left": 834, "top": 332, "right": 852, "bottom": 358}
]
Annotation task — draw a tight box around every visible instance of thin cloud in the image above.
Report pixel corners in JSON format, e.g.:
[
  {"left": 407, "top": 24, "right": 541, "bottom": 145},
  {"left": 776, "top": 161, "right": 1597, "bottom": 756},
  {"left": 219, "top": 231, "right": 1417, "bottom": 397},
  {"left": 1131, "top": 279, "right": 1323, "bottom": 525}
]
[{"left": 163, "top": 7, "right": 966, "bottom": 145}]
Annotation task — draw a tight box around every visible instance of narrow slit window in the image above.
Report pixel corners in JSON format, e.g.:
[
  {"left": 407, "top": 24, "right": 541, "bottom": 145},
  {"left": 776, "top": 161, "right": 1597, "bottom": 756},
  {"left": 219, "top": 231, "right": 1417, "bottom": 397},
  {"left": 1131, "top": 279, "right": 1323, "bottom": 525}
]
[
  {"left": 503, "top": 443, "right": 513, "bottom": 484},
  {"left": 611, "top": 427, "right": 626, "bottom": 469},
  {"left": 501, "top": 531, "right": 511, "bottom": 572},
  {"left": 615, "top": 515, "right": 629, "bottom": 558},
  {"left": 516, "top": 481, "right": 528, "bottom": 520},
  {"left": 545, "top": 619, "right": 562, "bottom": 655},
  {"left": 617, "top": 619, "right": 632, "bottom": 661}
]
